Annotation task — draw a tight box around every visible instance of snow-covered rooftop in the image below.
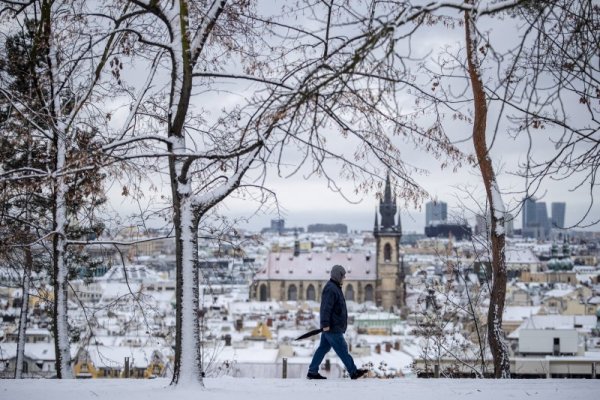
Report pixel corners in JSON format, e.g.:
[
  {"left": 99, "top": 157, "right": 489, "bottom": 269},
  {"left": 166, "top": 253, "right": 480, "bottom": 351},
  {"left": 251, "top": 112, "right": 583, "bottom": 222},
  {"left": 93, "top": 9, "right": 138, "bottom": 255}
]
[
  {"left": 502, "top": 306, "right": 541, "bottom": 323},
  {"left": 255, "top": 252, "right": 376, "bottom": 281},
  {"left": 509, "top": 315, "right": 598, "bottom": 339}
]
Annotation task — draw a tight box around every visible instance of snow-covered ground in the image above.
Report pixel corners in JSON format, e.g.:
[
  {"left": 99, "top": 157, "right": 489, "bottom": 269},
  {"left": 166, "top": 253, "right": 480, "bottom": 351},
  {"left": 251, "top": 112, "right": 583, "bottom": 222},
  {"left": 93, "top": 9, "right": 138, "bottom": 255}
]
[{"left": 1, "top": 378, "right": 599, "bottom": 400}]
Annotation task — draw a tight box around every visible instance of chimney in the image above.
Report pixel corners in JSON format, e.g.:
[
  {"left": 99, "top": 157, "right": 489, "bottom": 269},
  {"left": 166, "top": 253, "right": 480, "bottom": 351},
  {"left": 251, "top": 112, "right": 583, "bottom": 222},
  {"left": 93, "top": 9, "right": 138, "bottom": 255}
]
[
  {"left": 385, "top": 342, "right": 392, "bottom": 353},
  {"left": 375, "top": 344, "right": 381, "bottom": 354}
]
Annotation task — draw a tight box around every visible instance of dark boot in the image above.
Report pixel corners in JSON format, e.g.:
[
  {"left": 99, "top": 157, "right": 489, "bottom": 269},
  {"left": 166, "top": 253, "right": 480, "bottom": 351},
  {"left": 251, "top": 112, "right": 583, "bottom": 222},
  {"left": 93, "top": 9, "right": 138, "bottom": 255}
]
[
  {"left": 307, "top": 372, "right": 327, "bottom": 380},
  {"left": 350, "top": 369, "right": 368, "bottom": 380}
]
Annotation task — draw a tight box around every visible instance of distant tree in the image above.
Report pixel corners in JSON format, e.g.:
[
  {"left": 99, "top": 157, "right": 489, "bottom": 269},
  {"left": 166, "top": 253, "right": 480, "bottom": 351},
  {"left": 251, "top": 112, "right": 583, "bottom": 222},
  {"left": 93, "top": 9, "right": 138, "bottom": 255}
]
[
  {"left": 0, "top": 0, "right": 128, "bottom": 378},
  {"left": 410, "top": 245, "right": 490, "bottom": 378},
  {"left": 0, "top": 23, "right": 53, "bottom": 378}
]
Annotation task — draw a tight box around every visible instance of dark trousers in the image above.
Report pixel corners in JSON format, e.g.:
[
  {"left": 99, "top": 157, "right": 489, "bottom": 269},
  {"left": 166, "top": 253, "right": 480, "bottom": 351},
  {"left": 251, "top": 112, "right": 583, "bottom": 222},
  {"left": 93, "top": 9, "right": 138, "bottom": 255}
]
[{"left": 308, "top": 332, "right": 357, "bottom": 375}]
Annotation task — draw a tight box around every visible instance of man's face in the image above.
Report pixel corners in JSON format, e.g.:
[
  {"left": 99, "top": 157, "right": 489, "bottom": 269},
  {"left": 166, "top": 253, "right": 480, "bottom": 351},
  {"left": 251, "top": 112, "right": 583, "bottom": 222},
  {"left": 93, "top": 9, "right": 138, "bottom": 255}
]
[{"left": 340, "top": 274, "right": 345, "bottom": 284}]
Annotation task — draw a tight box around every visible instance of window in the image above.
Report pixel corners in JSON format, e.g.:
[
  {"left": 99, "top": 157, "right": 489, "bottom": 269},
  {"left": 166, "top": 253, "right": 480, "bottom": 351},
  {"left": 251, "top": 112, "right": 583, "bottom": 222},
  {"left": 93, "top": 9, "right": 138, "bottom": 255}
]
[
  {"left": 364, "top": 284, "right": 374, "bottom": 302},
  {"left": 287, "top": 285, "right": 298, "bottom": 301},
  {"left": 306, "top": 284, "right": 316, "bottom": 301},
  {"left": 384, "top": 243, "right": 392, "bottom": 262},
  {"left": 259, "top": 284, "right": 268, "bottom": 302},
  {"left": 345, "top": 285, "right": 355, "bottom": 301},
  {"left": 553, "top": 338, "right": 560, "bottom": 356}
]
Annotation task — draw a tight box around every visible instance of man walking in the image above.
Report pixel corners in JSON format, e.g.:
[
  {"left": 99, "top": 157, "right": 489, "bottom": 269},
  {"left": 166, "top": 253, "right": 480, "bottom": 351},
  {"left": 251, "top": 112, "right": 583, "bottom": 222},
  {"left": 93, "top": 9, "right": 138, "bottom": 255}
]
[{"left": 307, "top": 264, "right": 368, "bottom": 380}]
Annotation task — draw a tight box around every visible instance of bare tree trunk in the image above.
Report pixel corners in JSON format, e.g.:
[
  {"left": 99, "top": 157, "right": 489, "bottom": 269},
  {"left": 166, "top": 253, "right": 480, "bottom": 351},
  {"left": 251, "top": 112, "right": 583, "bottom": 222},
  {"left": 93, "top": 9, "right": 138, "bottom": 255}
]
[
  {"left": 15, "top": 247, "right": 32, "bottom": 379},
  {"left": 465, "top": 8, "right": 510, "bottom": 379},
  {"left": 51, "top": 125, "right": 73, "bottom": 379},
  {"left": 171, "top": 194, "right": 202, "bottom": 385},
  {"left": 47, "top": 9, "right": 73, "bottom": 374},
  {"left": 166, "top": 0, "right": 227, "bottom": 385}
]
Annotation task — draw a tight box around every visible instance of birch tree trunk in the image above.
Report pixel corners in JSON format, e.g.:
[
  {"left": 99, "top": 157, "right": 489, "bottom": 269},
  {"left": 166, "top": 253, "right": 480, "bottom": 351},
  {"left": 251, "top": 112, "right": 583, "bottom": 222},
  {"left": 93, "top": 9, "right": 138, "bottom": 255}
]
[
  {"left": 171, "top": 197, "right": 201, "bottom": 385},
  {"left": 51, "top": 131, "right": 73, "bottom": 378},
  {"left": 45, "top": 1, "right": 73, "bottom": 377},
  {"left": 464, "top": 7, "right": 510, "bottom": 378}
]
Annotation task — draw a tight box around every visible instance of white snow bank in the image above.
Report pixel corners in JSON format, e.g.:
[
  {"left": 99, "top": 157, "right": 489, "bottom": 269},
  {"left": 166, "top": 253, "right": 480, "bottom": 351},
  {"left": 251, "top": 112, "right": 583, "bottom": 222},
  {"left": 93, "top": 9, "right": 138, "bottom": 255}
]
[{"left": 1, "top": 377, "right": 599, "bottom": 400}]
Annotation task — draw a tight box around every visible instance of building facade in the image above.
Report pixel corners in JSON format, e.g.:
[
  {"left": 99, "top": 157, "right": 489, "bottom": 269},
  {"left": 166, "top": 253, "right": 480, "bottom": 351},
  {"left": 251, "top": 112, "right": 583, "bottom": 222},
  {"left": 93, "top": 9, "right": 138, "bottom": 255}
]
[
  {"left": 522, "top": 197, "right": 567, "bottom": 239},
  {"left": 425, "top": 201, "right": 447, "bottom": 226},
  {"left": 251, "top": 175, "right": 405, "bottom": 310},
  {"left": 551, "top": 202, "right": 566, "bottom": 229}
]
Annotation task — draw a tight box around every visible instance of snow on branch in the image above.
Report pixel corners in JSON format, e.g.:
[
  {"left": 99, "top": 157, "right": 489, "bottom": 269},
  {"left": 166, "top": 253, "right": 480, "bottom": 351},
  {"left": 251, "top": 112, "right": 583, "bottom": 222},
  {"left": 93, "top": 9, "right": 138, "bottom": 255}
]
[
  {"left": 189, "top": 0, "right": 227, "bottom": 62},
  {"left": 192, "top": 144, "right": 262, "bottom": 211}
]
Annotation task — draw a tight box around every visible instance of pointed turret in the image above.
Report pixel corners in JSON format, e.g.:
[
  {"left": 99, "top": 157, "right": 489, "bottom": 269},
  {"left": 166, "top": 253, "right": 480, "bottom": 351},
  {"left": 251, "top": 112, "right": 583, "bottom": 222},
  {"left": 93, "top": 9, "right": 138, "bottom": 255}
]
[
  {"left": 562, "top": 237, "right": 570, "bottom": 258},
  {"left": 384, "top": 173, "right": 394, "bottom": 204},
  {"left": 379, "top": 173, "right": 398, "bottom": 231}
]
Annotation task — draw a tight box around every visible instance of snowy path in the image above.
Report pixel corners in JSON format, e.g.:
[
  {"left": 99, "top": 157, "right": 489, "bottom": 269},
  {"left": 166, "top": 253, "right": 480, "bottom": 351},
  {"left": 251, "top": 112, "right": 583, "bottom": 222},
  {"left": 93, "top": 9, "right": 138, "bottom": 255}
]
[{"left": 1, "top": 377, "right": 598, "bottom": 400}]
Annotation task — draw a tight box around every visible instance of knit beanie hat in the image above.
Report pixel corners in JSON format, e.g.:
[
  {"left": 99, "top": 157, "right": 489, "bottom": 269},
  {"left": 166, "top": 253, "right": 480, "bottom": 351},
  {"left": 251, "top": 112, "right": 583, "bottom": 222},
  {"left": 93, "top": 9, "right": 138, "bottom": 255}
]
[{"left": 330, "top": 265, "right": 346, "bottom": 283}]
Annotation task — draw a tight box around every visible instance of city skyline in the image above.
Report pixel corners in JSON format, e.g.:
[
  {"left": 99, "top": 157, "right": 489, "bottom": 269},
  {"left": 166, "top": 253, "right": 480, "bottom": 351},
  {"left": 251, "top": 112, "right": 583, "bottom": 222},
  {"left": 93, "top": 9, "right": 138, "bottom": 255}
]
[
  {"left": 109, "top": 169, "right": 594, "bottom": 234},
  {"left": 228, "top": 196, "right": 581, "bottom": 235}
]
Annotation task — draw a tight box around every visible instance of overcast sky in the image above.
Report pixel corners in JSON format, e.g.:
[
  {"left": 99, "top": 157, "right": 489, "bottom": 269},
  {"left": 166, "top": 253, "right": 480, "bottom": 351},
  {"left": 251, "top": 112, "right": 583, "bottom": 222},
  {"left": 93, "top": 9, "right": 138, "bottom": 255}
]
[
  {"left": 222, "top": 4, "right": 598, "bottom": 234},
  {"left": 106, "top": 1, "right": 599, "bottom": 235}
]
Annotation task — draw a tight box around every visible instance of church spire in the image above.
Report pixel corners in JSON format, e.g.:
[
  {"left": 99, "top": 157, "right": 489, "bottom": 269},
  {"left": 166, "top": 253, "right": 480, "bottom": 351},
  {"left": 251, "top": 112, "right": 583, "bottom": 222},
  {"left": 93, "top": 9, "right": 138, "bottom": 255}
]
[
  {"left": 384, "top": 173, "right": 393, "bottom": 205},
  {"left": 379, "top": 172, "right": 397, "bottom": 231},
  {"left": 374, "top": 208, "right": 379, "bottom": 232}
]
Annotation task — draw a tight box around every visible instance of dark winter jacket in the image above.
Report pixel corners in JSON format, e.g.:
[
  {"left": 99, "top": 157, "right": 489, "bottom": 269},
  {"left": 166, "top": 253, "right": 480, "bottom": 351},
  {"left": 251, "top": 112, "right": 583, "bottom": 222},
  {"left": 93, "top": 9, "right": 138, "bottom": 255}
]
[{"left": 319, "top": 279, "right": 348, "bottom": 333}]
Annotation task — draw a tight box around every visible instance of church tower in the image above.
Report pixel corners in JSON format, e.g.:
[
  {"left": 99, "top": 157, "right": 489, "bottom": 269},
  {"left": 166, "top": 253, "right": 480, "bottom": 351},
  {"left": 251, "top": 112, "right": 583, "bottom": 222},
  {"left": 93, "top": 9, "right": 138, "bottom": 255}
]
[{"left": 373, "top": 174, "right": 404, "bottom": 310}]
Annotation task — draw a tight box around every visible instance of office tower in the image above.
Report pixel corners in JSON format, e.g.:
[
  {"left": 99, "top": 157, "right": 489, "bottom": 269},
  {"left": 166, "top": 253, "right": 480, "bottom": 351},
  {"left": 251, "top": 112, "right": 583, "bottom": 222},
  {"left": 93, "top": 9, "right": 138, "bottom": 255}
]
[
  {"left": 551, "top": 202, "right": 566, "bottom": 229},
  {"left": 425, "top": 200, "right": 447, "bottom": 226},
  {"left": 270, "top": 219, "right": 285, "bottom": 234},
  {"left": 536, "top": 202, "right": 550, "bottom": 239},
  {"left": 522, "top": 197, "right": 538, "bottom": 238},
  {"left": 522, "top": 197, "right": 537, "bottom": 228}
]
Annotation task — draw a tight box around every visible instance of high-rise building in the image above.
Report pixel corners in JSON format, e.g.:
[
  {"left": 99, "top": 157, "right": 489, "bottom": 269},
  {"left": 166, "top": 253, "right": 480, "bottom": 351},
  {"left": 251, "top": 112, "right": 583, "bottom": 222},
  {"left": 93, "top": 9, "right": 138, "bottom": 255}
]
[
  {"left": 522, "top": 197, "right": 537, "bottom": 228},
  {"left": 551, "top": 202, "right": 566, "bottom": 229},
  {"left": 270, "top": 218, "right": 285, "bottom": 234},
  {"left": 425, "top": 200, "right": 447, "bottom": 226},
  {"left": 536, "top": 202, "right": 550, "bottom": 239},
  {"left": 521, "top": 197, "right": 564, "bottom": 239}
]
